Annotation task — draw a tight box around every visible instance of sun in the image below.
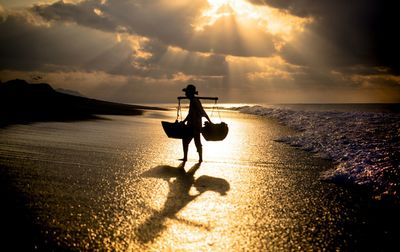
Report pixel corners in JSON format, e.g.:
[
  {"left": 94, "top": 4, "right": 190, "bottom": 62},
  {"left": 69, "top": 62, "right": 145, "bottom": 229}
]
[
  {"left": 195, "top": 0, "right": 312, "bottom": 43},
  {"left": 199, "top": 0, "right": 253, "bottom": 26}
]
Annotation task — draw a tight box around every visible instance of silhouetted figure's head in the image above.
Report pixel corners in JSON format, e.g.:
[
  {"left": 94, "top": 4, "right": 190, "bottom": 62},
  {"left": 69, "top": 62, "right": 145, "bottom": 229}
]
[{"left": 182, "top": 84, "right": 198, "bottom": 98}]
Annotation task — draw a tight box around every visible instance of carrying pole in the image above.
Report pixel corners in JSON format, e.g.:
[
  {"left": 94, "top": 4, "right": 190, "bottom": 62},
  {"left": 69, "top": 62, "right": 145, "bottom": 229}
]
[{"left": 177, "top": 96, "right": 218, "bottom": 101}]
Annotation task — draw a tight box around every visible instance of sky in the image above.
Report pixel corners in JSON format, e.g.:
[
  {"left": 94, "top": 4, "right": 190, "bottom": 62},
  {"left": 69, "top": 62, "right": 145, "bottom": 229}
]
[{"left": 0, "top": 0, "right": 399, "bottom": 103}]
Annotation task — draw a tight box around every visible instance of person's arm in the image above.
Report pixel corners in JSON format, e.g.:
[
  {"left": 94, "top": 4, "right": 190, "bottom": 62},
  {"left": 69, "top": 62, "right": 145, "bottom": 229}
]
[
  {"left": 197, "top": 99, "right": 212, "bottom": 123},
  {"left": 182, "top": 99, "right": 191, "bottom": 123},
  {"left": 203, "top": 109, "right": 211, "bottom": 123}
]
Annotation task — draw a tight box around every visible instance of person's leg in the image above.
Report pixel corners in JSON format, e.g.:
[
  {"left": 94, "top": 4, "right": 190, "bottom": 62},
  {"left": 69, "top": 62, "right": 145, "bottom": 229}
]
[
  {"left": 181, "top": 135, "right": 193, "bottom": 161},
  {"left": 194, "top": 132, "right": 202, "bottom": 162}
]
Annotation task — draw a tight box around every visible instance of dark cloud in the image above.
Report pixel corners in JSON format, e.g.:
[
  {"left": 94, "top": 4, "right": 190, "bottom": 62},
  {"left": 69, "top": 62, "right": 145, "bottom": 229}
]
[
  {"left": 32, "top": 0, "right": 202, "bottom": 49},
  {"left": 249, "top": 0, "right": 400, "bottom": 74},
  {"left": 0, "top": 12, "right": 134, "bottom": 74},
  {"left": 32, "top": 0, "right": 119, "bottom": 32},
  {"left": 32, "top": 0, "right": 277, "bottom": 57},
  {"left": 0, "top": 10, "right": 228, "bottom": 78},
  {"left": 246, "top": 0, "right": 312, "bottom": 17}
]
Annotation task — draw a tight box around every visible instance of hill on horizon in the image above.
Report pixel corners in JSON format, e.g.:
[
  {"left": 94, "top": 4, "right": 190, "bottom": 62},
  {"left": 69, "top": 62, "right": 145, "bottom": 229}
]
[{"left": 0, "top": 79, "right": 163, "bottom": 127}]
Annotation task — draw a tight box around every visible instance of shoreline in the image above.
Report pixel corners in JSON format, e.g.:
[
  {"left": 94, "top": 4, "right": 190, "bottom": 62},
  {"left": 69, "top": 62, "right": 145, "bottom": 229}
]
[{"left": 238, "top": 105, "right": 400, "bottom": 203}]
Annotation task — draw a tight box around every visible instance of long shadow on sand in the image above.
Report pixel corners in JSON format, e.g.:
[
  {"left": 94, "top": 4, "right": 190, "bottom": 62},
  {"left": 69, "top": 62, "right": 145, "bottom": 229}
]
[{"left": 137, "top": 162, "right": 230, "bottom": 244}]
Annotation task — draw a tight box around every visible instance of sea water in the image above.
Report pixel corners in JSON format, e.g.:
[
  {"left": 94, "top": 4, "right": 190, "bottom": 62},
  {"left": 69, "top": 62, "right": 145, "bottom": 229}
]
[{"left": 237, "top": 104, "right": 400, "bottom": 199}]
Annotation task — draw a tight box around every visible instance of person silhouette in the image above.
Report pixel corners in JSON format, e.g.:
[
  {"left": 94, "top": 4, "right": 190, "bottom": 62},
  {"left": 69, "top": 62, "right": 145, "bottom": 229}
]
[{"left": 180, "top": 84, "right": 211, "bottom": 162}]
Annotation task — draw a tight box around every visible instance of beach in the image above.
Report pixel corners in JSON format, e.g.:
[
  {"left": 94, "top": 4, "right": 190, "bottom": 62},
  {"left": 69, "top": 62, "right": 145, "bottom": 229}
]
[{"left": 0, "top": 108, "right": 399, "bottom": 251}]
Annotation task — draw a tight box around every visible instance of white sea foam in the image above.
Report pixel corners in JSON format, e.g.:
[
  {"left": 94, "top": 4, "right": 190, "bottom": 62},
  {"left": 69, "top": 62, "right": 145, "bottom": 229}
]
[{"left": 239, "top": 105, "right": 400, "bottom": 199}]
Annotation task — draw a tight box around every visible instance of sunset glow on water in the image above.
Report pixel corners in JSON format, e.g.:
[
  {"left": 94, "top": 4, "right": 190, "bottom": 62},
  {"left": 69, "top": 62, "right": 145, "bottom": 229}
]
[{"left": 1, "top": 109, "right": 398, "bottom": 250}]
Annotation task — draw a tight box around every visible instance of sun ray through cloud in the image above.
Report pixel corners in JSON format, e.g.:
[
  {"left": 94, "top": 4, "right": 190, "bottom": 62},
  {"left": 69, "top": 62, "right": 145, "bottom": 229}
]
[{"left": 0, "top": 0, "right": 399, "bottom": 103}]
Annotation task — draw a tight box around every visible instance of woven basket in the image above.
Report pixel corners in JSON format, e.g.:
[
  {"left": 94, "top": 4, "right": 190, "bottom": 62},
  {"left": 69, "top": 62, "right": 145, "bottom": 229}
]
[
  {"left": 202, "top": 122, "right": 229, "bottom": 141},
  {"left": 161, "top": 121, "right": 189, "bottom": 139}
]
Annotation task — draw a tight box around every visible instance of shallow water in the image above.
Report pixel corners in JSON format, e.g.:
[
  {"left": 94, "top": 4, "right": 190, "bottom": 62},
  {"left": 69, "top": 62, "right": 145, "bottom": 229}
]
[
  {"left": 0, "top": 110, "right": 399, "bottom": 251},
  {"left": 239, "top": 105, "right": 400, "bottom": 199}
]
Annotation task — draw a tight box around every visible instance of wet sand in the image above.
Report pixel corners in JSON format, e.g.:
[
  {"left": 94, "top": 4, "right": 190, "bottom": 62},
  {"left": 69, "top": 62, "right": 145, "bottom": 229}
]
[{"left": 0, "top": 110, "right": 399, "bottom": 251}]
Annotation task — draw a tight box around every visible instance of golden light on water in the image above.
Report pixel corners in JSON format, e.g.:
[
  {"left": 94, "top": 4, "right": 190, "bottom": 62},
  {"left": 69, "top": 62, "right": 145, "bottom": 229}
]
[
  {"left": 109, "top": 110, "right": 293, "bottom": 250},
  {"left": 0, "top": 110, "right": 375, "bottom": 250}
]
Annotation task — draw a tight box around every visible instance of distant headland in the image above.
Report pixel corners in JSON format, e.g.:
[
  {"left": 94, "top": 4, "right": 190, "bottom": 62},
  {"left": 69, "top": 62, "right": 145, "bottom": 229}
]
[{"left": 0, "top": 79, "right": 165, "bottom": 127}]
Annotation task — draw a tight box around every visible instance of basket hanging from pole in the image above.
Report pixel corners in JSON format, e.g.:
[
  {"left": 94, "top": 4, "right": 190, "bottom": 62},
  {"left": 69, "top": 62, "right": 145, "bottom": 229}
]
[
  {"left": 161, "top": 96, "right": 229, "bottom": 141},
  {"left": 161, "top": 121, "right": 189, "bottom": 139},
  {"left": 201, "top": 121, "right": 229, "bottom": 141}
]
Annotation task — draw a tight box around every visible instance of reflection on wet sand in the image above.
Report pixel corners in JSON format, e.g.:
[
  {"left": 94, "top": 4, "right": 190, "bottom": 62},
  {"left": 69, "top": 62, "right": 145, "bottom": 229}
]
[
  {"left": 137, "top": 162, "right": 230, "bottom": 243},
  {"left": 1, "top": 111, "right": 399, "bottom": 251}
]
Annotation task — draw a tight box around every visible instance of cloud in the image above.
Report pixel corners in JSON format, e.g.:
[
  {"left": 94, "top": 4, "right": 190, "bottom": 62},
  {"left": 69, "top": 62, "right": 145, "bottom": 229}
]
[
  {"left": 0, "top": 10, "right": 133, "bottom": 73},
  {"left": 32, "top": 0, "right": 398, "bottom": 76},
  {"left": 32, "top": 0, "right": 279, "bottom": 57},
  {"left": 157, "top": 46, "right": 228, "bottom": 76},
  {"left": 189, "top": 15, "right": 276, "bottom": 57},
  {"left": 0, "top": 4, "right": 6, "bottom": 21},
  {"left": 248, "top": 0, "right": 400, "bottom": 74},
  {"left": 32, "top": 0, "right": 121, "bottom": 33},
  {"left": 1, "top": 0, "right": 399, "bottom": 103},
  {"left": 0, "top": 9, "right": 229, "bottom": 79}
]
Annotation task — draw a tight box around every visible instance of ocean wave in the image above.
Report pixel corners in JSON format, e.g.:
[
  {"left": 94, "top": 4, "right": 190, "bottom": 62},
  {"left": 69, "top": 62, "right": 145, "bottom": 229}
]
[{"left": 238, "top": 105, "right": 400, "bottom": 200}]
